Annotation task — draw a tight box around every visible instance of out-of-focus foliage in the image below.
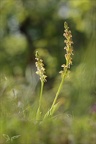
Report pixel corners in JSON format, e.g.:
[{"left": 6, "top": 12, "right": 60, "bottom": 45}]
[
  {"left": 1, "top": 0, "right": 94, "bottom": 76},
  {"left": 0, "top": 78, "right": 96, "bottom": 143},
  {"left": 0, "top": 0, "right": 96, "bottom": 143}
]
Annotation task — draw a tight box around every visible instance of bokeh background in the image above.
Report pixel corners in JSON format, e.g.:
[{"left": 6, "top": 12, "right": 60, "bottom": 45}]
[{"left": 0, "top": 0, "right": 96, "bottom": 143}]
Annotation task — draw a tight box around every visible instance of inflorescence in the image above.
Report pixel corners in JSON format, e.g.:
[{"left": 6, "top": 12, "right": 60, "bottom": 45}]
[
  {"left": 35, "top": 51, "right": 47, "bottom": 83},
  {"left": 60, "top": 22, "right": 73, "bottom": 75}
]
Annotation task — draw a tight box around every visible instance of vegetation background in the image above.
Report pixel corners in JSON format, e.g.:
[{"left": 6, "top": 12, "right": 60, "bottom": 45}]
[{"left": 0, "top": 0, "right": 96, "bottom": 143}]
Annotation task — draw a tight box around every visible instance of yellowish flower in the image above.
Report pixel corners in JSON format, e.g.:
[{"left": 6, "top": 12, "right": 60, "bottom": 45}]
[
  {"left": 35, "top": 51, "right": 47, "bottom": 83},
  {"left": 60, "top": 22, "right": 73, "bottom": 74}
]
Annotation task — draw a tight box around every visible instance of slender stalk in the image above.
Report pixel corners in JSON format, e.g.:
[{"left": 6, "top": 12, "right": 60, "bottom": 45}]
[
  {"left": 50, "top": 70, "right": 67, "bottom": 112},
  {"left": 38, "top": 81, "right": 44, "bottom": 110},
  {"left": 36, "top": 81, "right": 44, "bottom": 121}
]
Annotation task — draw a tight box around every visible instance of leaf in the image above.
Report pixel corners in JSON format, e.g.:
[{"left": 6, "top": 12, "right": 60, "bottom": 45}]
[
  {"left": 43, "top": 110, "right": 50, "bottom": 120},
  {"left": 44, "top": 101, "right": 62, "bottom": 120},
  {"left": 3, "top": 134, "right": 10, "bottom": 142},
  {"left": 36, "top": 108, "right": 42, "bottom": 121},
  {"left": 50, "top": 102, "right": 61, "bottom": 115},
  {"left": 11, "top": 135, "right": 21, "bottom": 141}
]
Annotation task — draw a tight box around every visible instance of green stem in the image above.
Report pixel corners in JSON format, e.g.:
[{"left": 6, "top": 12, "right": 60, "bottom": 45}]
[
  {"left": 43, "top": 69, "right": 68, "bottom": 120},
  {"left": 51, "top": 70, "right": 67, "bottom": 110},
  {"left": 39, "top": 81, "right": 44, "bottom": 109},
  {"left": 36, "top": 81, "right": 44, "bottom": 120}
]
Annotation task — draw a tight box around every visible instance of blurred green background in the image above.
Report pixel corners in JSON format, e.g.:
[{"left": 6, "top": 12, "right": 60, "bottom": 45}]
[{"left": 0, "top": 0, "right": 96, "bottom": 143}]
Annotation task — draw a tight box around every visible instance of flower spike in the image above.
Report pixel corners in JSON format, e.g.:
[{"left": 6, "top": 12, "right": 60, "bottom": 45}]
[
  {"left": 60, "top": 22, "right": 73, "bottom": 74},
  {"left": 35, "top": 51, "right": 47, "bottom": 83}
]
